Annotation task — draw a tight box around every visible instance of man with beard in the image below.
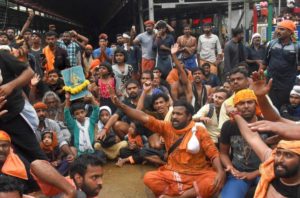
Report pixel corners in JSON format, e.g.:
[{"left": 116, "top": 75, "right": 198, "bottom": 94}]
[
  {"left": 109, "top": 94, "right": 225, "bottom": 198},
  {"left": 5, "top": 27, "right": 17, "bottom": 48},
  {"left": 116, "top": 34, "right": 124, "bottom": 47},
  {"left": 82, "top": 44, "right": 94, "bottom": 77},
  {"left": 0, "top": 130, "right": 76, "bottom": 197},
  {"left": 197, "top": 23, "right": 222, "bottom": 75},
  {"left": 202, "top": 62, "right": 221, "bottom": 88},
  {"left": 29, "top": 32, "right": 44, "bottom": 76},
  {"left": 246, "top": 33, "right": 266, "bottom": 74},
  {"left": 263, "top": 20, "right": 300, "bottom": 110},
  {"left": 224, "top": 28, "right": 247, "bottom": 75},
  {"left": 33, "top": 102, "right": 75, "bottom": 161},
  {"left": 42, "top": 91, "right": 71, "bottom": 142},
  {"left": 191, "top": 67, "right": 212, "bottom": 113},
  {"left": 193, "top": 88, "right": 229, "bottom": 145},
  {"left": 133, "top": 20, "right": 156, "bottom": 72},
  {"left": 43, "top": 31, "right": 70, "bottom": 72},
  {"left": 229, "top": 104, "right": 300, "bottom": 197},
  {"left": 97, "top": 80, "right": 140, "bottom": 140},
  {"left": 176, "top": 25, "right": 197, "bottom": 70},
  {"left": 58, "top": 31, "right": 88, "bottom": 67},
  {"left": 31, "top": 154, "right": 103, "bottom": 198},
  {"left": 45, "top": 70, "right": 65, "bottom": 102},
  {"left": 280, "top": 85, "right": 300, "bottom": 121},
  {"left": 218, "top": 67, "right": 250, "bottom": 129},
  {"left": 220, "top": 89, "right": 269, "bottom": 198}
]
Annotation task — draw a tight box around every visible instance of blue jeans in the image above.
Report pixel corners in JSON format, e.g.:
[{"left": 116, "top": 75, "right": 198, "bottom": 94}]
[{"left": 221, "top": 174, "right": 260, "bottom": 198}]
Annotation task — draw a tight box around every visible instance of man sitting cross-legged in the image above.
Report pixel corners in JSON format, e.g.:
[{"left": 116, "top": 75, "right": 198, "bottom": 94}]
[{"left": 109, "top": 89, "right": 225, "bottom": 198}]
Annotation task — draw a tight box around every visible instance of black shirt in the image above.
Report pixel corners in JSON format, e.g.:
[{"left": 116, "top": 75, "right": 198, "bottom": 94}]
[
  {"left": 0, "top": 50, "right": 28, "bottom": 122},
  {"left": 271, "top": 177, "right": 300, "bottom": 198},
  {"left": 53, "top": 46, "right": 70, "bottom": 71},
  {"left": 220, "top": 119, "right": 269, "bottom": 172},
  {"left": 246, "top": 45, "right": 266, "bottom": 73}
]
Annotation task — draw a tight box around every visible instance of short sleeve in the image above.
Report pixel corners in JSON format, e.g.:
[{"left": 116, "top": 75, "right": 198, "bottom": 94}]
[{"left": 219, "top": 120, "right": 232, "bottom": 145}]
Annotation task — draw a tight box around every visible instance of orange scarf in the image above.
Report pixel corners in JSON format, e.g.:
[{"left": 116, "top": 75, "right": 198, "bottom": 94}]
[
  {"left": 177, "top": 121, "right": 196, "bottom": 150},
  {"left": 40, "top": 132, "right": 59, "bottom": 153},
  {"left": 1, "top": 148, "right": 28, "bottom": 180},
  {"left": 254, "top": 140, "right": 300, "bottom": 198},
  {"left": 43, "top": 46, "right": 55, "bottom": 72}
]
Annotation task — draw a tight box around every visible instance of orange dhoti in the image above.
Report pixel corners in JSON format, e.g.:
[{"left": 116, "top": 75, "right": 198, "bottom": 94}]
[
  {"left": 144, "top": 168, "right": 217, "bottom": 198},
  {"left": 141, "top": 58, "right": 155, "bottom": 72}
]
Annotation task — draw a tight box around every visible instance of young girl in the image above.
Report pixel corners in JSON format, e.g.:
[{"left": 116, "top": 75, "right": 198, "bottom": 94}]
[
  {"left": 112, "top": 48, "right": 133, "bottom": 98},
  {"left": 97, "top": 62, "right": 116, "bottom": 113},
  {"left": 40, "top": 131, "right": 69, "bottom": 176}
]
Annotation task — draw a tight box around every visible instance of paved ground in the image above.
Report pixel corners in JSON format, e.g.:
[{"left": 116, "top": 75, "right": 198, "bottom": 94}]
[{"left": 100, "top": 162, "right": 156, "bottom": 198}]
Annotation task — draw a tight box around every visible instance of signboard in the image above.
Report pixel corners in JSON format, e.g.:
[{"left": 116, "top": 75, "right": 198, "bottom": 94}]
[{"left": 61, "top": 66, "right": 90, "bottom": 101}]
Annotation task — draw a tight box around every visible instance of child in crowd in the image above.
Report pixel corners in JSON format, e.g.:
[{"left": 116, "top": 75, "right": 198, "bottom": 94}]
[
  {"left": 94, "top": 106, "right": 127, "bottom": 160},
  {"left": 116, "top": 122, "right": 147, "bottom": 167},
  {"left": 112, "top": 48, "right": 133, "bottom": 98},
  {"left": 40, "top": 131, "right": 69, "bottom": 176},
  {"left": 64, "top": 93, "right": 106, "bottom": 162},
  {"left": 97, "top": 62, "right": 117, "bottom": 113}
]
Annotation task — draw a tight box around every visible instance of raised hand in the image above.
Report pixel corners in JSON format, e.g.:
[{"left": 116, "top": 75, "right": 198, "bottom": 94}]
[
  {"left": 31, "top": 73, "right": 41, "bottom": 87},
  {"left": 171, "top": 43, "right": 180, "bottom": 55},
  {"left": 250, "top": 70, "right": 272, "bottom": 97},
  {"left": 143, "top": 81, "right": 152, "bottom": 93},
  {"left": 108, "top": 84, "right": 122, "bottom": 107}
]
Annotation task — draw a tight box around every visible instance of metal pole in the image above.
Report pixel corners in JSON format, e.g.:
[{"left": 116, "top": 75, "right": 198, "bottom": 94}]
[
  {"left": 228, "top": 0, "right": 232, "bottom": 38},
  {"left": 148, "top": 0, "right": 154, "bottom": 20},
  {"left": 138, "top": 0, "right": 144, "bottom": 32},
  {"left": 267, "top": 0, "right": 273, "bottom": 41},
  {"left": 278, "top": 0, "right": 281, "bottom": 16}
]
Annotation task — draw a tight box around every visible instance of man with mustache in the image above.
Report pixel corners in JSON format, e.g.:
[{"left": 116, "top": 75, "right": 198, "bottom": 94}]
[
  {"left": 110, "top": 93, "right": 225, "bottom": 198},
  {"left": 263, "top": 20, "right": 300, "bottom": 110},
  {"left": 97, "top": 80, "right": 140, "bottom": 140},
  {"left": 229, "top": 103, "right": 300, "bottom": 197},
  {"left": 220, "top": 89, "right": 270, "bottom": 198},
  {"left": 197, "top": 23, "right": 223, "bottom": 75}
]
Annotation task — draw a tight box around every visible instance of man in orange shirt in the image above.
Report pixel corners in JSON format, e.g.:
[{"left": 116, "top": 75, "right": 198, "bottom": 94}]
[{"left": 110, "top": 93, "right": 225, "bottom": 198}]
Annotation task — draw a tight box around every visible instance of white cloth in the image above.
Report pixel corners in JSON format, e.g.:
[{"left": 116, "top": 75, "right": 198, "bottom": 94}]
[
  {"left": 98, "top": 106, "right": 112, "bottom": 130},
  {"left": 186, "top": 125, "right": 200, "bottom": 154},
  {"left": 77, "top": 118, "right": 94, "bottom": 152}
]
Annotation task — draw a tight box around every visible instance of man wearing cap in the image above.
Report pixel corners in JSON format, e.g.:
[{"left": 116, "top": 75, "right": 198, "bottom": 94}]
[
  {"left": 133, "top": 20, "right": 156, "bottom": 72},
  {"left": 230, "top": 107, "right": 300, "bottom": 197},
  {"left": 264, "top": 20, "right": 300, "bottom": 110},
  {"left": 246, "top": 33, "right": 266, "bottom": 74},
  {"left": 220, "top": 89, "right": 270, "bottom": 198},
  {"left": 280, "top": 85, "right": 300, "bottom": 121},
  {"left": 197, "top": 23, "right": 222, "bottom": 75}
]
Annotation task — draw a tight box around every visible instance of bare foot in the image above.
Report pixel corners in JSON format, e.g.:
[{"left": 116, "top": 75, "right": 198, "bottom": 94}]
[{"left": 115, "top": 158, "right": 127, "bottom": 167}]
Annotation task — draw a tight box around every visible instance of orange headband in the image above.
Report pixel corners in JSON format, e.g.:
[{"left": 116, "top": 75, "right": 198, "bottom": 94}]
[
  {"left": 277, "top": 140, "right": 300, "bottom": 155},
  {"left": 0, "top": 130, "right": 11, "bottom": 142},
  {"left": 278, "top": 20, "right": 296, "bottom": 33},
  {"left": 233, "top": 89, "right": 262, "bottom": 116},
  {"left": 33, "top": 102, "right": 48, "bottom": 110}
]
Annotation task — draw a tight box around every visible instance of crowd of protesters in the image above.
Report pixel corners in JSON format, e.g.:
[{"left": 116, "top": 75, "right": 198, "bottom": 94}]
[{"left": 0, "top": 10, "right": 299, "bottom": 198}]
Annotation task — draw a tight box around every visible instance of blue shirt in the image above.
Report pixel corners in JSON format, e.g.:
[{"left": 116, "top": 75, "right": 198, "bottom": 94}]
[
  {"left": 57, "top": 41, "right": 81, "bottom": 67},
  {"left": 92, "top": 47, "right": 113, "bottom": 59}
]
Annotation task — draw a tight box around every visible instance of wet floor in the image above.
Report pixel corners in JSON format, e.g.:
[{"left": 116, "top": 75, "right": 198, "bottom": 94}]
[{"left": 100, "top": 162, "right": 156, "bottom": 198}]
